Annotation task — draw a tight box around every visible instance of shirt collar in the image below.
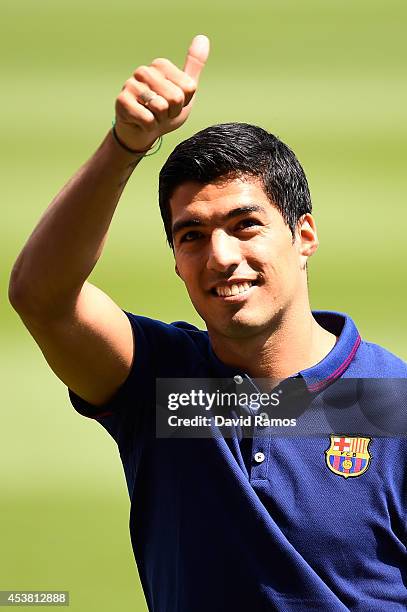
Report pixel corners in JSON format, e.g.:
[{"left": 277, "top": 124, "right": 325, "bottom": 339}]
[
  {"left": 208, "top": 311, "right": 361, "bottom": 393},
  {"left": 299, "top": 311, "right": 361, "bottom": 392}
]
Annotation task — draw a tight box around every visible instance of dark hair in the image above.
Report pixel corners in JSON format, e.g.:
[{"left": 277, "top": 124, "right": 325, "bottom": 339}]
[{"left": 158, "top": 122, "right": 312, "bottom": 248}]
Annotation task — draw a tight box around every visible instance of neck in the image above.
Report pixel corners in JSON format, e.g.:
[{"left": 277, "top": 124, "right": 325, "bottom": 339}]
[{"left": 208, "top": 305, "right": 337, "bottom": 380}]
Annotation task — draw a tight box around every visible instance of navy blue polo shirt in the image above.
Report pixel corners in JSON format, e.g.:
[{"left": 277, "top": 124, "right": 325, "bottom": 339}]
[{"left": 69, "top": 311, "right": 407, "bottom": 612}]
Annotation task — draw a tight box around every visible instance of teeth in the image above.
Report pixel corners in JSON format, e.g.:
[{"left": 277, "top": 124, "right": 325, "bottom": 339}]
[{"left": 216, "top": 281, "right": 253, "bottom": 297}]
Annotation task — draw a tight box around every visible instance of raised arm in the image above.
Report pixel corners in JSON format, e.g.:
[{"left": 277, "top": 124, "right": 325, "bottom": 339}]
[{"left": 8, "top": 35, "right": 210, "bottom": 407}]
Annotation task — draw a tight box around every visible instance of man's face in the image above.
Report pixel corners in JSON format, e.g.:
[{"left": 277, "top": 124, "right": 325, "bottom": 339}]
[{"left": 170, "top": 177, "right": 317, "bottom": 340}]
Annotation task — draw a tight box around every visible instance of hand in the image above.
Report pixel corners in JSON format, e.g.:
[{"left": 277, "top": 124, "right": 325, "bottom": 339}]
[{"left": 114, "top": 35, "right": 210, "bottom": 152}]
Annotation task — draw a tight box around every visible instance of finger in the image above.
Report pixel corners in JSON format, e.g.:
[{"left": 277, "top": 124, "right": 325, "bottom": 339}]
[
  {"left": 150, "top": 58, "right": 197, "bottom": 106},
  {"left": 143, "top": 94, "right": 170, "bottom": 122},
  {"left": 116, "top": 88, "right": 157, "bottom": 128},
  {"left": 183, "top": 34, "right": 210, "bottom": 82},
  {"left": 133, "top": 66, "right": 185, "bottom": 118},
  {"left": 126, "top": 77, "right": 170, "bottom": 122}
]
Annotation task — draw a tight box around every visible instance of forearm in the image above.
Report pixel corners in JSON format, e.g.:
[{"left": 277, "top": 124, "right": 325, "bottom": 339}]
[
  {"left": 9, "top": 35, "right": 209, "bottom": 320},
  {"left": 9, "top": 129, "right": 144, "bottom": 318}
]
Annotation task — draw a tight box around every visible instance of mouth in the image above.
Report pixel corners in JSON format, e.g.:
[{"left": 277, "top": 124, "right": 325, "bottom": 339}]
[{"left": 210, "top": 280, "right": 258, "bottom": 299}]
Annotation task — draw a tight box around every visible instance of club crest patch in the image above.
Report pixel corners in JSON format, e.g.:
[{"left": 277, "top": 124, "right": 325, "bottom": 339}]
[{"left": 325, "top": 435, "right": 372, "bottom": 478}]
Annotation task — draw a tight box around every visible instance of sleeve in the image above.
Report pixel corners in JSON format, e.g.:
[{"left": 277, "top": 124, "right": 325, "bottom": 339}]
[{"left": 68, "top": 311, "right": 204, "bottom": 445}]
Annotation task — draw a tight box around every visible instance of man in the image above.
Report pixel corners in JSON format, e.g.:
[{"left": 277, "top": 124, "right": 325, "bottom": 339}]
[{"left": 9, "top": 35, "right": 407, "bottom": 611}]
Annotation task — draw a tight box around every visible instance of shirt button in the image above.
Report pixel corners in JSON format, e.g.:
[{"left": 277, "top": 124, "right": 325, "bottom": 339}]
[
  {"left": 234, "top": 375, "right": 243, "bottom": 384},
  {"left": 254, "top": 452, "right": 265, "bottom": 463},
  {"left": 259, "top": 412, "right": 269, "bottom": 424}
]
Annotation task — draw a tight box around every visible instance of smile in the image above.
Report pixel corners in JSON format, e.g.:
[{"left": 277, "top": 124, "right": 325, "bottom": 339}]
[{"left": 212, "top": 281, "right": 256, "bottom": 298}]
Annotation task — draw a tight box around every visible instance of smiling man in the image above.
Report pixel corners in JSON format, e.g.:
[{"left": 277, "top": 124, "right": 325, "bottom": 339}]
[
  {"left": 9, "top": 35, "right": 407, "bottom": 612},
  {"left": 171, "top": 179, "right": 308, "bottom": 339},
  {"left": 164, "top": 151, "right": 336, "bottom": 375}
]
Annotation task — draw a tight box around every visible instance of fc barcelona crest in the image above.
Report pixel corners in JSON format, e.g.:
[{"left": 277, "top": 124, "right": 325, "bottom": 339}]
[{"left": 325, "top": 435, "right": 372, "bottom": 478}]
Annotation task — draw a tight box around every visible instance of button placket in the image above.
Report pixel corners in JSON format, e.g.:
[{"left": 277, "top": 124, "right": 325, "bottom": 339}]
[
  {"left": 233, "top": 373, "right": 271, "bottom": 481},
  {"left": 250, "top": 436, "right": 270, "bottom": 480},
  {"left": 251, "top": 395, "right": 271, "bottom": 479},
  {"left": 233, "top": 374, "right": 254, "bottom": 417},
  {"left": 251, "top": 403, "right": 271, "bottom": 481}
]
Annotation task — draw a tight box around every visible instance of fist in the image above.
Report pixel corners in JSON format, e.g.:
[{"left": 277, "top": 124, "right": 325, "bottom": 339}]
[{"left": 114, "top": 35, "right": 210, "bottom": 152}]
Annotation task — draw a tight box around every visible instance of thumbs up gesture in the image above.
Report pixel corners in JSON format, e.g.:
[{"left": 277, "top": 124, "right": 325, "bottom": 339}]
[{"left": 114, "top": 35, "right": 210, "bottom": 153}]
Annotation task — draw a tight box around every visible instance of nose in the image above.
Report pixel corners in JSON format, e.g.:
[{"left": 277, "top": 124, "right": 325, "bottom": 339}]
[{"left": 206, "top": 230, "right": 243, "bottom": 273}]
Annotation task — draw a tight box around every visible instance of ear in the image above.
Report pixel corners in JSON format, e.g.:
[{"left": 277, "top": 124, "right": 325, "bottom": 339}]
[
  {"left": 175, "top": 264, "right": 181, "bottom": 278},
  {"left": 296, "top": 213, "right": 319, "bottom": 269}
]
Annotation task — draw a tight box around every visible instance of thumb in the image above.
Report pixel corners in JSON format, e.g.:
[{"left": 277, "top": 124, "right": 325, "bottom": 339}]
[{"left": 183, "top": 34, "right": 210, "bottom": 82}]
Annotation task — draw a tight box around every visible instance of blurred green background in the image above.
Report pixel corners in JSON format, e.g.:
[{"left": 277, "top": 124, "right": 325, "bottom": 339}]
[{"left": 2, "top": 0, "right": 406, "bottom": 609}]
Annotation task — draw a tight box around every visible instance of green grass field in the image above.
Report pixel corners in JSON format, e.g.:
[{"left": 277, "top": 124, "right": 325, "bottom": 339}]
[{"left": 1, "top": 1, "right": 406, "bottom": 609}]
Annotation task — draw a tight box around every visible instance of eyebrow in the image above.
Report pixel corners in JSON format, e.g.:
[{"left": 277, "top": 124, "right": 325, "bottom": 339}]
[{"left": 172, "top": 204, "right": 266, "bottom": 238}]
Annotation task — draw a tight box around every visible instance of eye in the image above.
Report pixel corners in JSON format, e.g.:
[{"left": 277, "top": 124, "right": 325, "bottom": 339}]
[
  {"left": 235, "top": 218, "right": 261, "bottom": 230},
  {"left": 180, "top": 230, "right": 203, "bottom": 243}
]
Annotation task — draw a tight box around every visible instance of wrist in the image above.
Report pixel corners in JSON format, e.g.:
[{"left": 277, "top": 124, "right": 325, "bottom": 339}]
[{"left": 111, "top": 122, "right": 162, "bottom": 157}]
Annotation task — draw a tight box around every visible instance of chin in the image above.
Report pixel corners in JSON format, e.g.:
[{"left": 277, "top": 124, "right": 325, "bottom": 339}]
[
  {"left": 208, "top": 314, "right": 271, "bottom": 339},
  {"left": 205, "top": 304, "right": 285, "bottom": 339}
]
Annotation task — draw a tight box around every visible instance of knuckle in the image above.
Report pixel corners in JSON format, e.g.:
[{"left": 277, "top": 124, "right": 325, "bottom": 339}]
[
  {"left": 183, "top": 77, "right": 196, "bottom": 94},
  {"left": 123, "top": 78, "right": 134, "bottom": 91},
  {"left": 154, "top": 97, "right": 169, "bottom": 111},
  {"left": 169, "top": 91, "right": 184, "bottom": 106},
  {"left": 116, "top": 92, "right": 128, "bottom": 108},
  {"left": 143, "top": 113, "right": 156, "bottom": 126},
  {"left": 116, "top": 99, "right": 133, "bottom": 118},
  {"left": 133, "top": 65, "right": 149, "bottom": 80},
  {"left": 151, "top": 57, "right": 169, "bottom": 68},
  {"left": 116, "top": 92, "right": 138, "bottom": 118}
]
